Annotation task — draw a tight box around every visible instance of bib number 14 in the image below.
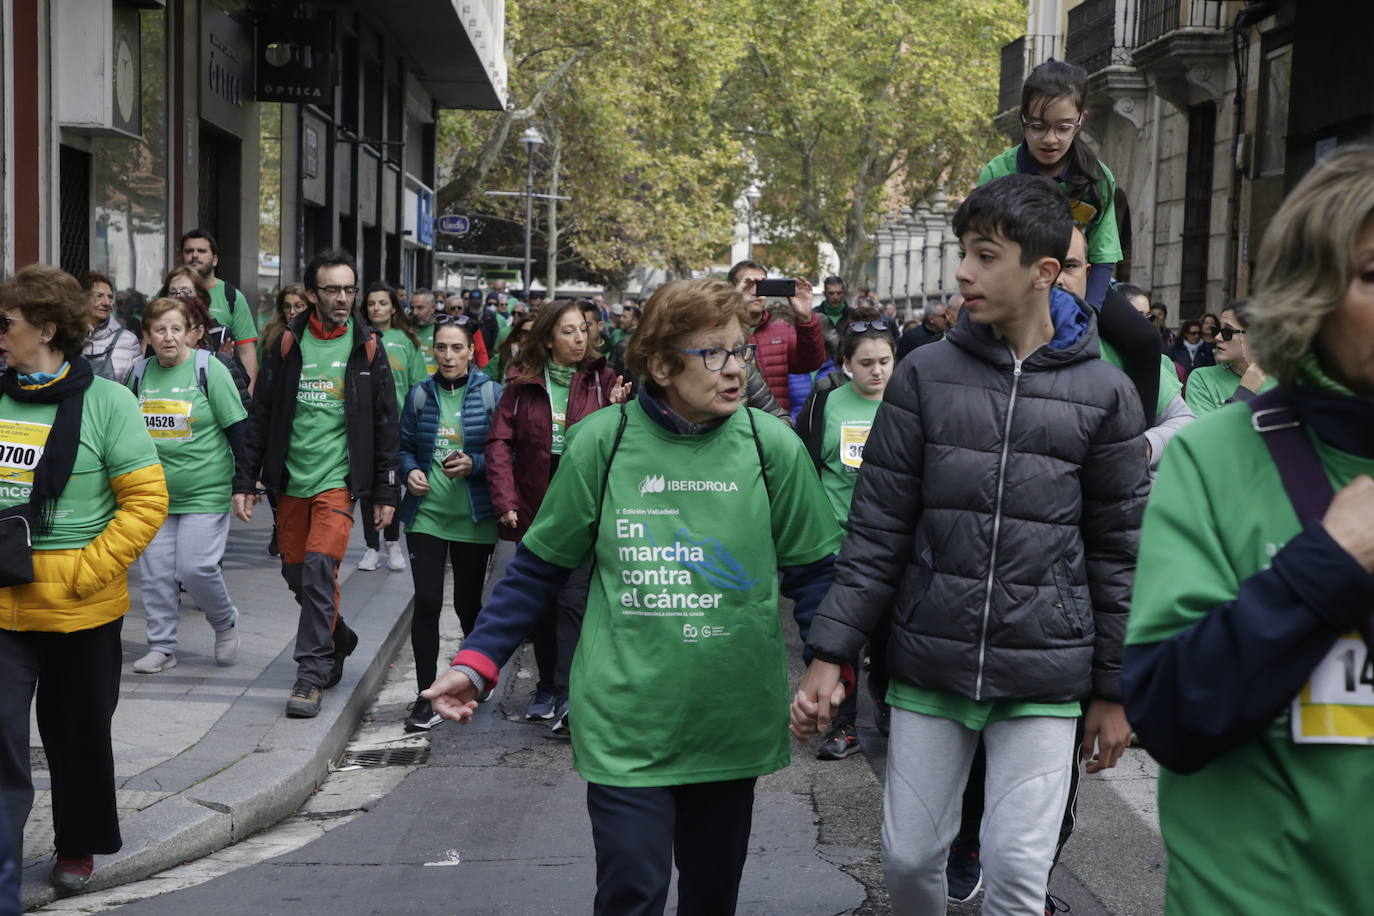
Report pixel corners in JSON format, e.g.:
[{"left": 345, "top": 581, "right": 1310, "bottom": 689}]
[{"left": 1292, "top": 635, "right": 1374, "bottom": 745}]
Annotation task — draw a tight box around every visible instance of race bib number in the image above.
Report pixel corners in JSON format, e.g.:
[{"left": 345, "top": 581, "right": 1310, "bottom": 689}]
[
  {"left": 1291, "top": 634, "right": 1374, "bottom": 745},
  {"left": 1070, "top": 198, "right": 1099, "bottom": 230},
  {"left": 0, "top": 419, "right": 52, "bottom": 486},
  {"left": 141, "top": 399, "right": 193, "bottom": 440},
  {"left": 839, "top": 423, "right": 870, "bottom": 470}
]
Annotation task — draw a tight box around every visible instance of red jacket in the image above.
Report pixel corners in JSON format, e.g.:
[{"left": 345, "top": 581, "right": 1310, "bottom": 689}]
[
  {"left": 751, "top": 312, "right": 826, "bottom": 412},
  {"left": 485, "top": 359, "right": 617, "bottom": 541}
]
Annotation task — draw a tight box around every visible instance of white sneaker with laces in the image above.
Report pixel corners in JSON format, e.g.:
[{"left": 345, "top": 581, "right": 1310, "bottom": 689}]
[
  {"left": 386, "top": 541, "right": 406, "bottom": 571},
  {"left": 133, "top": 650, "right": 176, "bottom": 673},
  {"left": 357, "top": 547, "right": 380, "bottom": 571}
]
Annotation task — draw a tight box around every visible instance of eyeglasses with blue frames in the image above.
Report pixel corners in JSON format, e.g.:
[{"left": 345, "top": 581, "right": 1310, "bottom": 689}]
[{"left": 678, "top": 343, "right": 757, "bottom": 371}]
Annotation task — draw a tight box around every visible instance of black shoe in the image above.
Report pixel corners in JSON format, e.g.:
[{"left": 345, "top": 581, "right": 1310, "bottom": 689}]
[
  {"left": 286, "top": 680, "right": 323, "bottom": 718},
  {"left": 324, "top": 626, "right": 359, "bottom": 689},
  {"left": 267, "top": 526, "right": 280, "bottom": 558},
  {"left": 874, "top": 702, "right": 891, "bottom": 737},
  {"left": 946, "top": 838, "right": 983, "bottom": 903},
  {"left": 548, "top": 696, "right": 570, "bottom": 738},
  {"left": 816, "top": 722, "right": 860, "bottom": 760},
  {"left": 1046, "top": 893, "right": 1070, "bottom": 914},
  {"left": 404, "top": 696, "right": 442, "bottom": 732}
]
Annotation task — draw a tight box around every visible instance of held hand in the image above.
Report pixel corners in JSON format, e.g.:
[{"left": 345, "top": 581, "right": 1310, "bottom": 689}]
[
  {"left": 1238, "top": 362, "right": 1268, "bottom": 394},
  {"left": 609, "top": 375, "right": 632, "bottom": 405},
  {"left": 406, "top": 469, "right": 430, "bottom": 496},
  {"left": 790, "top": 660, "right": 843, "bottom": 738},
  {"left": 374, "top": 503, "right": 396, "bottom": 529},
  {"left": 500, "top": 510, "right": 519, "bottom": 529},
  {"left": 789, "top": 278, "right": 814, "bottom": 319},
  {"left": 1082, "top": 699, "right": 1132, "bottom": 774},
  {"left": 441, "top": 453, "right": 474, "bottom": 479},
  {"left": 232, "top": 492, "right": 260, "bottom": 523},
  {"left": 1323, "top": 475, "right": 1374, "bottom": 572},
  {"left": 420, "top": 670, "right": 480, "bottom": 723}
]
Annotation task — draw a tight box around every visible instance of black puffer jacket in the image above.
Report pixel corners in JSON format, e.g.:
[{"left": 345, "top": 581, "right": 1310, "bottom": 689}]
[{"left": 808, "top": 290, "right": 1149, "bottom": 703}]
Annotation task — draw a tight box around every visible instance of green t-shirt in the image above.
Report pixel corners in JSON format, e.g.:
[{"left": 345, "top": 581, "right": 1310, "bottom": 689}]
[
  {"left": 415, "top": 324, "right": 437, "bottom": 374},
  {"left": 208, "top": 280, "right": 260, "bottom": 346},
  {"left": 379, "top": 328, "right": 428, "bottom": 410},
  {"left": 408, "top": 384, "right": 498, "bottom": 544},
  {"left": 1184, "top": 364, "right": 1276, "bottom": 416},
  {"left": 548, "top": 377, "right": 571, "bottom": 456},
  {"left": 285, "top": 325, "right": 352, "bottom": 498},
  {"left": 134, "top": 355, "right": 247, "bottom": 514},
  {"left": 888, "top": 682, "right": 1081, "bottom": 730},
  {"left": 1126, "top": 388, "right": 1374, "bottom": 913},
  {"left": 978, "top": 145, "right": 1123, "bottom": 266},
  {"left": 0, "top": 376, "right": 161, "bottom": 550},
  {"left": 1099, "top": 338, "right": 1182, "bottom": 417},
  {"left": 523, "top": 403, "right": 843, "bottom": 787},
  {"left": 818, "top": 383, "right": 880, "bottom": 531}
]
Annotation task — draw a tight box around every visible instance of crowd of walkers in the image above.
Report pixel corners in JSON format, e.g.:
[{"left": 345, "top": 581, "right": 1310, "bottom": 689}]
[{"left": 2, "top": 54, "right": 1373, "bottom": 916}]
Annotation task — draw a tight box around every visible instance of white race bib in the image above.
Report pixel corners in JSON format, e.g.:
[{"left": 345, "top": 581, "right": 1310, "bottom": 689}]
[
  {"left": 839, "top": 422, "right": 870, "bottom": 470},
  {"left": 1291, "top": 634, "right": 1374, "bottom": 745},
  {"left": 141, "top": 398, "right": 193, "bottom": 440}
]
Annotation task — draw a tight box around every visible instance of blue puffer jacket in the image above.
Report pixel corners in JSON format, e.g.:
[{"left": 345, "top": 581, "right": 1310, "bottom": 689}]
[{"left": 398, "top": 371, "right": 501, "bottom": 527}]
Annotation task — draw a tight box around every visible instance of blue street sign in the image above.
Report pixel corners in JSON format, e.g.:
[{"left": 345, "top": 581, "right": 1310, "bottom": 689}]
[{"left": 437, "top": 215, "right": 470, "bottom": 236}]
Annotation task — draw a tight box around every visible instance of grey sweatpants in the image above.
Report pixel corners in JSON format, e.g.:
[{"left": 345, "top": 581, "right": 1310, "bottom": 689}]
[
  {"left": 137, "top": 513, "right": 238, "bottom": 654},
  {"left": 883, "top": 707, "right": 1077, "bottom": 916}
]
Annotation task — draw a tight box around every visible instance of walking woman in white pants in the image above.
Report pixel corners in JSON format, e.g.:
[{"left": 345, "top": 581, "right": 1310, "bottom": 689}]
[{"left": 129, "top": 297, "right": 249, "bottom": 672}]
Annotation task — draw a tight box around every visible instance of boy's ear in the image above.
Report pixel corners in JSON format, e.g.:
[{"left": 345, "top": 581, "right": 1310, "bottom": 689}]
[{"left": 1031, "top": 256, "right": 1061, "bottom": 291}]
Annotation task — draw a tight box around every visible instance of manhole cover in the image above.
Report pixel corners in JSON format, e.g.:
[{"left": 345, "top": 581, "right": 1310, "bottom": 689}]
[{"left": 336, "top": 746, "right": 430, "bottom": 769}]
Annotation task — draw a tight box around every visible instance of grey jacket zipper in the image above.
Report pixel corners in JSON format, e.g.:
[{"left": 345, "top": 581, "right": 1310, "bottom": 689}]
[{"left": 974, "top": 351, "right": 1025, "bottom": 700}]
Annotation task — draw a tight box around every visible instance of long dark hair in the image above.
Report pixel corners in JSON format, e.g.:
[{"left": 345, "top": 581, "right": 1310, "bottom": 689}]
[
  {"left": 512, "top": 299, "right": 588, "bottom": 383},
  {"left": 261, "top": 282, "right": 307, "bottom": 351},
  {"left": 365, "top": 280, "right": 421, "bottom": 348},
  {"left": 1021, "top": 59, "right": 1104, "bottom": 213}
]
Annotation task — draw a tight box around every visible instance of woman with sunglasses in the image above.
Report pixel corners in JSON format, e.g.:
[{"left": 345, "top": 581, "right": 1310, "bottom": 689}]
[
  {"left": 795, "top": 307, "right": 897, "bottom": 760},
  {"left": 423, "top": 279, "right": 841, "bottom": 915},
  {"left": 0, "top": 266, "right": 167, "bottom": 893},
  {"left": 484, "top": 300, "right": 628, "bottom": 727},
  {"left": 1183, "top": 303, "right": 1275, "bottom": 416},
  {"left": 486, "top": 312, "right": 534, "bottom": 383},
  {"left": 356, "top": 281, "right": 427, "bottom": 572},
  {"left": 977, "top": 58, "right": 1122, "bottom": 306}
]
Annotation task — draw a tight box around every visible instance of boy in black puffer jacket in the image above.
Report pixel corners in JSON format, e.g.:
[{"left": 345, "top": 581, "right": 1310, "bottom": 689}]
[{"left": 793, "top": 174, "right": 1150, "bottom": 915}]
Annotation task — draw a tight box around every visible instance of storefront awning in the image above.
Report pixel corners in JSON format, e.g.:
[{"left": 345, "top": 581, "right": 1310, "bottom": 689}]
[{"left": 373, "top": 0, "right": 508, "bottom": 111}]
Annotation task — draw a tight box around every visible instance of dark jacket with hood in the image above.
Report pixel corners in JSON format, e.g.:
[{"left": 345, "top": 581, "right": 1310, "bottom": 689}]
[
  {"left": 485, "top": 357, "right": 616, "bottom": 541},
  {"left": 807, "top": 289, "right": 1150, "bottom": 703},
  {"left": 233, "top": 311, "right": 400, "bottom": 506}
]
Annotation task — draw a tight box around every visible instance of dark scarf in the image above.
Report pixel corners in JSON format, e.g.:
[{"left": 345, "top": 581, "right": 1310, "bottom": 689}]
[
  {"left": 436, "top": 373, "right": 468, "bottom": 391},
  {"left": 638, "top": 386, "right": 729, "bottom": 436},
  {"left": 0, "top": 356, "right": 94, "bottom": 537},
  {"left": 1292, "top": 385, "right": 1374, "bottom": 459}
]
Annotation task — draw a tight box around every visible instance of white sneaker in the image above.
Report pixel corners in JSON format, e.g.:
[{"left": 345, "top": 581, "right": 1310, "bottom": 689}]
[
  {"left": 357, "top": 547, "right": 380, "bottom": 571},
  {"left": 386, "top": 541, "right": 406, "bottom": 571},
  {"left": 214, "top": 626, "right": 240, "bottom": 666},
  {"left": 133, "top": 650, "right": 177, "bottom": 673}
]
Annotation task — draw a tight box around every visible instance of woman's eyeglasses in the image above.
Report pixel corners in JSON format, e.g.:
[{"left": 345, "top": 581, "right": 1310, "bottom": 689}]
[
  {"left": 678, "top": 344, "right": 757, "bottom": 371},
  {"left": 1219, "top": 327, "right": 1246, "bottom": 341}
]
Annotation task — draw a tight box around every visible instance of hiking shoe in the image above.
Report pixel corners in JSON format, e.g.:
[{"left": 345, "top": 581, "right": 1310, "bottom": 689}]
[
  {"left": 386, "top": 541, "right": 406, "bottom": 571},
  {"left": 946, "top": 838, "right": 983, "bottom": 903},
  {"left": 214, "top": 625, "right": 240, "bottom": 666},
  {"left": 549, "top": 697, "right": 570, "bottom": 737},
  {"left": 1046, "top": 893, "right": 1070, "bottom": 914},
  {"left": 526, "top": 689, "right": 558, "bottom": 720},
  {"left": 50, "top": 852, "right": 93, "bottom": 892},
  {"left": 286, "top": 680, "right": 323, "bottom": 718},
  {"left": 816, "top": 722, "right": 861, "bottom": 760},
  {"left": 404, "top": 696, "right": 443, "bottom": 732},
  {"left": 132, "top": 650, "right": 176, "bottom": 674},
  {"left": 356, "top": 547, "right": 380, "bottom": 571},
  {"left": 324, "top": 626, "right": 359, "bottom": 689}
]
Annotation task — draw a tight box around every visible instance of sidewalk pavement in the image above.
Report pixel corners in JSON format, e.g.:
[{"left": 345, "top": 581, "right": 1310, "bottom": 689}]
[{"left": 19, "top": 511, "right": 415, "bottom": 910}]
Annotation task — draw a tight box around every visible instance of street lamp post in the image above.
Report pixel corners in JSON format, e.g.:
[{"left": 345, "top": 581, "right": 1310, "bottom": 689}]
[
  {"left": 519, "top": 126, "right": 545, "bottom": 299},
  {"left": 745, "top": 185, "right": 760, "bottom": 259}
]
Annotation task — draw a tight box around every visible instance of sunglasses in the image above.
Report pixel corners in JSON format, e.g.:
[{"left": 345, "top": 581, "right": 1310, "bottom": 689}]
[
  {"left": 1219, "top": 327, "right": 1246, "bottom": 341},
  {"left": 849, "top": 320, "right": 892, "bottom": 333},
  {"left": 435, "top": 314, "right": 475, "bottom": 326}
]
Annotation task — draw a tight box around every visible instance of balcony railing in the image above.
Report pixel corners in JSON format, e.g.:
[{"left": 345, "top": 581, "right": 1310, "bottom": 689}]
[
  {"left": 1137, "top": 0, "right": 1226, "bottom": 47},
  {"left": 1067, "top": 0, "right": 1137, "bottom": 74},
  {"left": 998, "top": 33, "right": 1065, "bottom": 112}
]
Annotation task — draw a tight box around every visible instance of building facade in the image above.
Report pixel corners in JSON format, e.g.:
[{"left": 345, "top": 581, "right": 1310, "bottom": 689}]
[
  {"left": 4, "top": 0, "right": 505, "bottom": 319},
  {"left": 997, "top": 0, "right": 1374, "bottom": 319}
]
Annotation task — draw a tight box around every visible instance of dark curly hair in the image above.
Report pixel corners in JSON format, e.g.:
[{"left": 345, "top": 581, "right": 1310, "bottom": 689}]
[{"left": 0, "top": 265, "right": 91, "bottom": 359}]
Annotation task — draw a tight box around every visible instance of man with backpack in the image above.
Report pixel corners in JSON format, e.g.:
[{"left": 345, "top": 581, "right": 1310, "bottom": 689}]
[
  {"left": 231, "top": 249, "right": 400, "bottom": 719},
  {"left": 180, "top": 229, "right": 260, "bottom": 389}
]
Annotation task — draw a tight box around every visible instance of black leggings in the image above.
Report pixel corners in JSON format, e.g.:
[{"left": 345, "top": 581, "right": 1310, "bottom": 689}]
[
  {"left": 406, "top": 532, "right": 495, "bottom": 692},
  {"left": 360, "top": 497, "right": 401, "bottom": 549}
]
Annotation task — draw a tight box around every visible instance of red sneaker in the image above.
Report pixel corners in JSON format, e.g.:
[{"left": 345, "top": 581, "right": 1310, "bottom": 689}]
[{"left": 51, "top": 852, "right": 94, "bottom": 892}]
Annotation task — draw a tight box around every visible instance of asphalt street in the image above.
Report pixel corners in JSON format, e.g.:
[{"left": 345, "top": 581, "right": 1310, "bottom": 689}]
[{"left": 80, "top": 601, "right": 1166, "bottom": 916}]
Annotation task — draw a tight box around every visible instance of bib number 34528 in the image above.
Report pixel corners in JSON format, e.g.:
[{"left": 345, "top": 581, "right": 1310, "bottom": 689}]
[{"left": 1292, "top": 634, "right": 1374, "bottom": 745}]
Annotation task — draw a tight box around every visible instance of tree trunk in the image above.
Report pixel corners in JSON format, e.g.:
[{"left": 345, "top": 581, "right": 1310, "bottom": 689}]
[{"left": 544, "top": 126, "right": 563, "bottom": 298}]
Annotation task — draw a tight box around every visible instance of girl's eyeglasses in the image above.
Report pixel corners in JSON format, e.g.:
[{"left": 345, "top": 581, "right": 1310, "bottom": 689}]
[
  {"left": 1021, "top": 117, "right": 1082, "bottom": 141},
  {"left": 1219, "top": 327, "right": 1246, "bottom": 341}
]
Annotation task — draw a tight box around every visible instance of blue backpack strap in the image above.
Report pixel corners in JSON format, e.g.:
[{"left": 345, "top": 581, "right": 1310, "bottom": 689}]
[
  {"left": 129, "top": 356, "right": 152, "bottom": 396},
  {"left": 194, "top": 347, "right": 211, "bottom": 398},
  {"left": 406, "top": 379, "right": 430, "bottom": 418},
  {"left": 1248, "top": 387, "right": 1334, "bottom": 523}
]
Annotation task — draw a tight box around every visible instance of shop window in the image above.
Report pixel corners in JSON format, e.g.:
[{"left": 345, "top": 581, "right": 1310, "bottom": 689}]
[
  {"left": 1258, "top": 44, "right": 1292, "bottom": 176},
  {"left": 90, "top": 8, "right": 167, "bottom": 298}
]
